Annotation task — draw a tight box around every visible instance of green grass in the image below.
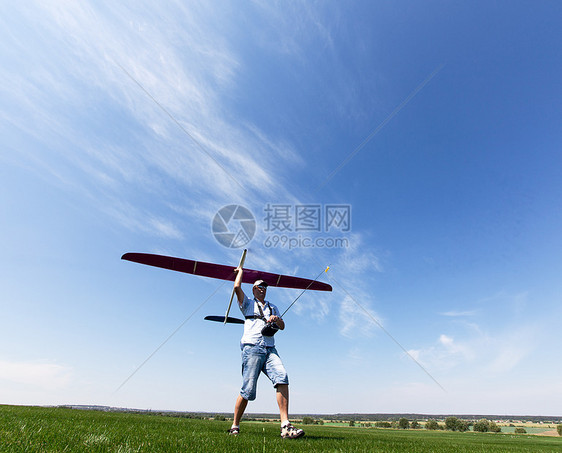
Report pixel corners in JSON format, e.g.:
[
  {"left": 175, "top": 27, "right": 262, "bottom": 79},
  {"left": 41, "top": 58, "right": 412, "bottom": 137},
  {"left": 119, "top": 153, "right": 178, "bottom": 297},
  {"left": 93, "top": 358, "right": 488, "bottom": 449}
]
[{"left": 1, "top": 405, "right": 561, "bottom": 452}]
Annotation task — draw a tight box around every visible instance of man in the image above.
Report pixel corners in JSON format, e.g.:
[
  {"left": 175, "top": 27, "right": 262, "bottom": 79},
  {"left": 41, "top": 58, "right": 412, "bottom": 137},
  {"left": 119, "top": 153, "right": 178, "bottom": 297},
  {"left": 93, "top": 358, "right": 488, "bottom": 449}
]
[{"left": 228, "top": 266, "right": 304, "bottom": 439}]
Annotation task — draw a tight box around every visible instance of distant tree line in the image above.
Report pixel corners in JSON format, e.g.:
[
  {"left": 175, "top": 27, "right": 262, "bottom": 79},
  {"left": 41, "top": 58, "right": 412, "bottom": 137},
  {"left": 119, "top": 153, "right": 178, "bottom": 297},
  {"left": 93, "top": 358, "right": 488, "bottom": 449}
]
[
  {"left": 398, "top": 418, "right": 409, "bottom": 429},
  {"left": 424, "top": 417, "right": 502, "bottom": 433},
  {"left": 445, "top": 417, "right": 469, "bottom": 432},
  {"left": 210, "top": 412, "right": 561, "bottom": 435},
  {"left": 302, "top": 416, "right": 324, "bottom": 425},
  {"left": 425, "top": 420, "right": 441, "bottom": 430},
  {"left": 473, "top": 419, "right": 501, "bottom": 433},
  {"left": 294, "top": 413, "right": 561, "bottom": 423},
  {"left": 375, "top": 421, "right": 392, "bottom": 428}
]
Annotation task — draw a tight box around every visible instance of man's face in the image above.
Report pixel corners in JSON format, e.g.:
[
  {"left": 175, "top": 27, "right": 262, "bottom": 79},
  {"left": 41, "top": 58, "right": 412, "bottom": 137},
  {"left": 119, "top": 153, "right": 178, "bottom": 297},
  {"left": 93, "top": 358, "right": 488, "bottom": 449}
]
[{"left": 253, "top": 284, "right": 267, "bottom": 300}]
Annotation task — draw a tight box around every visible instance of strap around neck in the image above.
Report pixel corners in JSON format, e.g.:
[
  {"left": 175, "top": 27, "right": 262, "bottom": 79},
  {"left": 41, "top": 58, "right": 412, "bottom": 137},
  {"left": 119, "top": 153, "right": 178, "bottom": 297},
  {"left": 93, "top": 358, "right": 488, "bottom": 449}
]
[{"left": 254, "top": 298, "right": 269, "bottom": 320}]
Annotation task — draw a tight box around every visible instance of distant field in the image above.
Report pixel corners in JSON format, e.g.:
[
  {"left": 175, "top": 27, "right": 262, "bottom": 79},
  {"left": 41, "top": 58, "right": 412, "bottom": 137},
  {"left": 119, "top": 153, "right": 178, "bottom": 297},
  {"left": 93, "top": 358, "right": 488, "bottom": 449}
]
[
  {"left": 1, "top": 405, "right": 561, "bottom": 452},
  {"left": 323, "top": 421, "right": 558, "bottom": 435}
]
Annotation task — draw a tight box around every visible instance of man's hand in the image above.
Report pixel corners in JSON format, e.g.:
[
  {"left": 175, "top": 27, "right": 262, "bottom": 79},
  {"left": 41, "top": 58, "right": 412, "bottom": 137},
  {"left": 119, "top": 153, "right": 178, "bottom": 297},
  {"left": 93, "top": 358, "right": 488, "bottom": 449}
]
[{"left": 267, "top": 315, "right": 284, "bottom": 330}]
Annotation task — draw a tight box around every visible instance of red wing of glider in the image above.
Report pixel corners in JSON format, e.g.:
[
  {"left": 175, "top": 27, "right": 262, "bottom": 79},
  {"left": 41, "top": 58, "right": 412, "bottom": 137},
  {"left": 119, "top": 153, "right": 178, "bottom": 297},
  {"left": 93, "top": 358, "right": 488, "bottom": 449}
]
[{"left": 121, "top": 252, "right": 332, "bottom": 292}]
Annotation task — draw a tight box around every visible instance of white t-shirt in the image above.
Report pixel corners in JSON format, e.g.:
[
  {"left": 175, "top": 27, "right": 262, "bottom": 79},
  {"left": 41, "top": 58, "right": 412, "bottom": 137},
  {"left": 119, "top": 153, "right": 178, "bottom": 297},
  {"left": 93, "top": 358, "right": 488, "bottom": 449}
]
[{"left": 239, "top": 294, "right": 281, "bottom": 347}]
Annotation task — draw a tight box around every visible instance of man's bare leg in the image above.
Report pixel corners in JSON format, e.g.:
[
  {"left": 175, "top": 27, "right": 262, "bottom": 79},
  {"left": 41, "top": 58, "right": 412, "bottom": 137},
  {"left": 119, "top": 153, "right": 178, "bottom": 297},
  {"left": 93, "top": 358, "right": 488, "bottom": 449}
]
[
  {"left": 276, "top": 384, "right": 289, "bottom": 425},
  {"left": 276, "top": 384, "right": 304, "bottom": 438},
  {"left": 232, "top": 395, "right": 248, "bottom": 427}
]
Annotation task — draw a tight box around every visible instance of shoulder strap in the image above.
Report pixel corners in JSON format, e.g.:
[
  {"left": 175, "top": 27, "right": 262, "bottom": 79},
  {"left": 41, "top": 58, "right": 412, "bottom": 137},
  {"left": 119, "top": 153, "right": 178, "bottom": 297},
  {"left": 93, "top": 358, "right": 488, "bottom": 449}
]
[{"left": 254, "top": 299, "right": 269, "bottom": 321}]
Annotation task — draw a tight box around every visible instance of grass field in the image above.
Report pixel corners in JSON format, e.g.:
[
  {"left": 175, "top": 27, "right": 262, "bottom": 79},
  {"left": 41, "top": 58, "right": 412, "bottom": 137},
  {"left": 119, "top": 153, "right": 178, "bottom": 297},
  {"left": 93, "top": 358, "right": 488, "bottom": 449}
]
[{"left": 1, "top": 405, "right": 561, "bottom": 452}]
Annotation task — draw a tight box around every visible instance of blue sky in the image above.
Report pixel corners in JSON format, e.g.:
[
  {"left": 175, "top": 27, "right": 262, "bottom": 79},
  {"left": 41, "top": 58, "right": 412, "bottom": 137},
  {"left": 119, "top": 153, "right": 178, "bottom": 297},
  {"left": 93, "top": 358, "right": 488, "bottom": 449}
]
[{"left": 1, "top": 1, "right": 561, "bottom": 416}]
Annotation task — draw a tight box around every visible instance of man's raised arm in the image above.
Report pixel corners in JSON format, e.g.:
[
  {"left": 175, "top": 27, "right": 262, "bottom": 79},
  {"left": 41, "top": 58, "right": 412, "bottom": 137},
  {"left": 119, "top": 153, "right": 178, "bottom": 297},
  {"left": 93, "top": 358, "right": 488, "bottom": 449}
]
[{"left": 234, "top": 267, "right": 245, "bottom": 306}]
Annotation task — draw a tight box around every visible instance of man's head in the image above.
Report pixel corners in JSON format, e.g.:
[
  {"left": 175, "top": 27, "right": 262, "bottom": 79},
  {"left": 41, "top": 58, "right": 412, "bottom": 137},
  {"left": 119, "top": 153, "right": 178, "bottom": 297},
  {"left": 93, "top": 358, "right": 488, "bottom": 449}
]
[{"left": 252, "top": 280, "right": 268, "bottom": 301}]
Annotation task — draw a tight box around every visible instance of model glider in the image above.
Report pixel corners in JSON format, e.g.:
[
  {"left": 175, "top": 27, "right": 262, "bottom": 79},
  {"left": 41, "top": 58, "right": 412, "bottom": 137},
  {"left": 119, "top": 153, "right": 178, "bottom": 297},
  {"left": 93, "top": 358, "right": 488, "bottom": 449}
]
[{"left": 122, "top": 250, "right": 332, "bottom": 324}]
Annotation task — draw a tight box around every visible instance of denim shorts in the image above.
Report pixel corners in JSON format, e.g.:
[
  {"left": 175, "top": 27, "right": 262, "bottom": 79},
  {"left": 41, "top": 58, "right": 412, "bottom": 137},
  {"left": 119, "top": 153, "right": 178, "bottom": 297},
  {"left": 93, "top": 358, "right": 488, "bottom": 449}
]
[{"left": 240, "top": 343, "right": 289, "bottom": 401}]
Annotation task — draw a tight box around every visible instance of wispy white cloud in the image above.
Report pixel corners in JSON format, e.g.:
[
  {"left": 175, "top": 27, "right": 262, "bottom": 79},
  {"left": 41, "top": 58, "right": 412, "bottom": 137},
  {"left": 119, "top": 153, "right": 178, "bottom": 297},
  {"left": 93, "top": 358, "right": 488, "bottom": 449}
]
[
  {"left": 323, "top": 234, "right": 385, "bottom": 338},
  {"left": 2, "top": 1, "right": 369, "bottom": 270},
  {"left": 0, "top": 359, "right": 73, "bottom": 390},
  {"left": 440, "top": 310, "right": 479, "bottom": 317},
  {"left": 339, "top": 233, "right": 384, "bottom": 274},
  {"left": 487, "top": 345, "right": 529, "bottom": 375},
  {"left": 1, "top": 1, "right": 312, "bottom": 240},
  {"left": 148, "top": 217, "right": 184, "bottom": 241},
  {"left": 249, "top": 0, "right": 334, "bottom": 59},
  {"left": 410, "top": 319, "right": 540, "bottom": 378},
  {"left": 338, "top": 295, "right": 378, "bottom": 338},
  {"left": 257, "top": 231, "right": 383, "bottom": 333}
]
